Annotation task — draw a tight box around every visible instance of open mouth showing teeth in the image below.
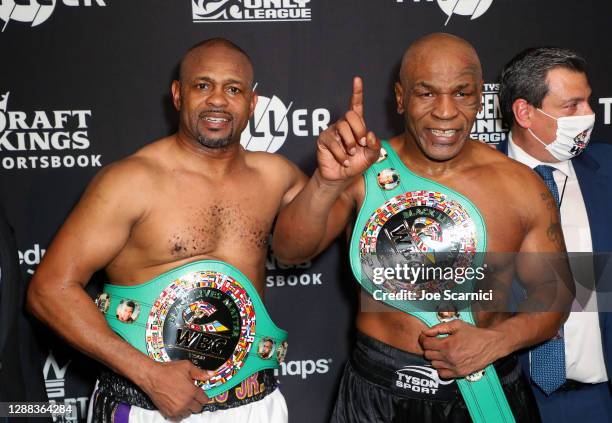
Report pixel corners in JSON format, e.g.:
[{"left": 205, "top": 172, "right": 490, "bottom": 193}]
[
  {"left": 203, "top": 117, "right": 230, "bottom": 123},
  {"left": 430, "top": 129, "right": 457, "bottom": 137}
]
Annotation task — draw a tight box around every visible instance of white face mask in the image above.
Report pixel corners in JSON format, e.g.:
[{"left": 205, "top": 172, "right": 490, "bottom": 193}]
[{"left": 528, "top": 108, "right": 595, "bottom": 161}]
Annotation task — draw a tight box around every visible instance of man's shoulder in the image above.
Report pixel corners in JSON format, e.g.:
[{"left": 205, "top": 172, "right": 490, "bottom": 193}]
[
  {"left": 470, "top": 140, "right": 534, "bottom": 176},
  {"left": 90, "top": 139, "right": 169, "bottom": 192},
  {"left": 244, "top": 150, "right": 302, "bottom": 178},
  {"left": 245, "top": 149, "right": 294, "bottom": 167},
  {"left": 468, "top": 141, "right": 544, "bottom": 199}
]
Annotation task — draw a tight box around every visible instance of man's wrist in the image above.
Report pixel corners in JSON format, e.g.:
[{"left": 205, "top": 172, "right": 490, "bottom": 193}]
[{"left": 313, "top": 169, "right": 353, "bottom": 193}]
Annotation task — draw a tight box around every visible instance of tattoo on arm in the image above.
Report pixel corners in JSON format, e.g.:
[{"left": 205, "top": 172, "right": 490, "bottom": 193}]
[{"left": 541, "top": 191, "right": 564, "bottom": 249}]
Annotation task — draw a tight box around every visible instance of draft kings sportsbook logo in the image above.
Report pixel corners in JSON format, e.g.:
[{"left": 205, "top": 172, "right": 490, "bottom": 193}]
[
  {"left": 192, "top": 0, "right": 312, "bottom": 23},
  {"left": 0, "top": 91, "right": 103, "bottom": 170}
]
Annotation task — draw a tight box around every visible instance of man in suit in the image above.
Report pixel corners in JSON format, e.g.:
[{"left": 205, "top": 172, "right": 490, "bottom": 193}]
[{"left": 499, "top": 47, "right": 612, "bottom": 422}]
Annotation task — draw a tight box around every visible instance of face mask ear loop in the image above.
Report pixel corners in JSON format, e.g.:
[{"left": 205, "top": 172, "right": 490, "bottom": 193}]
[
  {"left": 536, "top": 108, "right": 558, "bottom": 121},
  {"left": 528, "top": 128, "right": 549, "bottom": 148}
]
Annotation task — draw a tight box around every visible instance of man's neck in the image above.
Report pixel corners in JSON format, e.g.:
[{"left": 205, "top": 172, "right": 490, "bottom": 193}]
[
  {"left": 510, "top": 127, "right": 559, "bottom": 163},
  {"left": 392, "top": 132, "right": 472, "bottom": 179},
  {"left": 173, "top": 131, "right": 244, "bottom": 177}
]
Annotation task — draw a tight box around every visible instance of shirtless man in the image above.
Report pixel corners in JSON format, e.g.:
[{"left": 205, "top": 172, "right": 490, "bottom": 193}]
[
  {"left": 27, "top": 38, "right": 305, "bottom": 422},
  {"left": 273, "top": 33, "right": 573, "bottom": 421}
]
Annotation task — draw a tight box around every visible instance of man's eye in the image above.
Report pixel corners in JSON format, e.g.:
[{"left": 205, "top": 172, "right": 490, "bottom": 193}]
[
  {"left": 197, "top": 83, "right": 209, "bottom": 90},
  {"left": 419, "top": 92, "right": 433, "bottom": 97},
  {"left": 227, "top": 87, "right": 241, "bottom": 94},
  {"left": 455, "top": 91, "right": 470, "bottom": 97}
]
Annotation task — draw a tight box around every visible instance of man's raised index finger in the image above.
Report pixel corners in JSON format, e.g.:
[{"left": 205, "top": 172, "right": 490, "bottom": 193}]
[{"left": 350, "top": 76, "right": 364, "bottom": 118}]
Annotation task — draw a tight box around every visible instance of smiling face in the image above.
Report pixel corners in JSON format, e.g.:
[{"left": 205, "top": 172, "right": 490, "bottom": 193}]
[
  {"left": 395, "top": 38, "right": 482, "bottom": 161},
  {"left": 172, "top": 42, "right": 257, "bottom": 149}
]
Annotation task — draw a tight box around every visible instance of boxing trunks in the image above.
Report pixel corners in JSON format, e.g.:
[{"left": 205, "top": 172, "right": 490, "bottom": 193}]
[
  {"left": 348, "top": 141, "right": 521, "bottom": 422},
  {"left": 91, "top": 260, "right": 288, "bottom": 421},
  {"left": 331, "top": 332, "right": 541, "bottom": 423}
]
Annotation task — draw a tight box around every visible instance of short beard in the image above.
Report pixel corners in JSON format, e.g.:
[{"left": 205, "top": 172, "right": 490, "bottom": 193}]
[
  {"left": 196, "top": 134, "right": 234, "bottom": 149},
  {"left": 195, "top": 119, "right": 236, "bottom": 149}
]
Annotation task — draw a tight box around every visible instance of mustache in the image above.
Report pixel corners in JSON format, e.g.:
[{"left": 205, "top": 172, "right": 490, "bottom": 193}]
[{"left": 198, "top": 109, "right": 233, "bottom": 120}]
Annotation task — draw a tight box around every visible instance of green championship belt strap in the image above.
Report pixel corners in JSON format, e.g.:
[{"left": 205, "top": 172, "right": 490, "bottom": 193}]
[
  {"left": 94, "top": 260, "right": 288, "bottom": 397},
  {"left": 349, "top": 141, "right": 515, "bottom": 423}
]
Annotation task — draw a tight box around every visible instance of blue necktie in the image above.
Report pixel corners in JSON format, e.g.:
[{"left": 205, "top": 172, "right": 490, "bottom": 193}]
[{"left": 530, "top": 164, "right": 566, "bottom": 395}]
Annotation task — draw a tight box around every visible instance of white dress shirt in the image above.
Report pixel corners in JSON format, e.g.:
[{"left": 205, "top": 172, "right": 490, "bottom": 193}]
[{"left": 508, "top": 132, "right": 608, "bottom": 383}]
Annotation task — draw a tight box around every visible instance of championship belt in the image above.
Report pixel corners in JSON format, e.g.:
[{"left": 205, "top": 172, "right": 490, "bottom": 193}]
[
  {"left": 349, "top": 141, "right": 515, "bottom": 423},
  {"left": 95, "top": 260, "right": 288, "bottom": 397}
]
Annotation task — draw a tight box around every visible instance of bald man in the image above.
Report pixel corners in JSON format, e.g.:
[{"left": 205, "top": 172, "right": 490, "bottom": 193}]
[
  {"left": 273, "top": 33, "right": 573, "bottom": 421},
  {"left": 27, "top": 38, "right": 306, "bottom": 422}
]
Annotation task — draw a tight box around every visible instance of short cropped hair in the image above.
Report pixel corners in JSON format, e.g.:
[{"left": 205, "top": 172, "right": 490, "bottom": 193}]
[
  {"left": 179, "top": 37, "right": 252, "bottom": 82},
  {"left": 499, "top": 47, "right": 587, "bottom": 127}
]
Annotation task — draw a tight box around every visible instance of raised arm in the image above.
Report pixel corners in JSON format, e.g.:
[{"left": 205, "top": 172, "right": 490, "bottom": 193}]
[
  {"left": 272, "top": 77, "right": 381, "bottom": 263},
  {"left": 26, "top": 160, "right": 210, "bottom": 419}
]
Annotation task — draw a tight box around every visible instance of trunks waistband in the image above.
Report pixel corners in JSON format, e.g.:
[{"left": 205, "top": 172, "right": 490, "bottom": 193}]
[
  {"left": 350, "top": 331, "right": 521, "bottom": 401},
  {"left": 93, "top": 367, "right": 278, "bottom": 415}
]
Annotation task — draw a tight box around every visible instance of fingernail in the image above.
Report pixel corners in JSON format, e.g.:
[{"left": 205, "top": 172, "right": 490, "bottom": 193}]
[
  {"left": 349, "top": 148, "right": 356, "bottom": 155},
  {"left": 343, "top": 160, "right": 350, "bottom": 167},
  {"left": 359, "top": 137, "right": 366, "bottom": 146}
]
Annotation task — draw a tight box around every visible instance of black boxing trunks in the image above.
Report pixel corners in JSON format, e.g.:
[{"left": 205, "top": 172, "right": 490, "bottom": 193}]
[
  {"left": 330, "top": 332, "right": 541, "bottom": 423},
  {"left": 91, "top": 368, "right": 278, "bottom": 422}
]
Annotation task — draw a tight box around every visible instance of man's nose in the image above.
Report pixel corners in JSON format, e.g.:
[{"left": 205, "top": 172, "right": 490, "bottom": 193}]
[
  {"left": 206, "top": 88, "right": 229, "bottom": 107},
  {"left": 431, "top": 94, "right": 459, "bottom": 120}
]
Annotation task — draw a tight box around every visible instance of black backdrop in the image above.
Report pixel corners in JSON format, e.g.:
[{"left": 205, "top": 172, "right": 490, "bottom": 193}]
[{"left": 2, "top": 1, "right": 612, "bottom": 422}]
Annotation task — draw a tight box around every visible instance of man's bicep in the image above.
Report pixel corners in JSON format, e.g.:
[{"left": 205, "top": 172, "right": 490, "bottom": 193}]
[
  {"left": 39, "top": 168, "right": 146, "bottom": 285},
  {"left": 280, "top": 160, "right": 309, "bottom": 208},
  {"left": 515, "top": 188, "right": 573, "bottom": 311}
]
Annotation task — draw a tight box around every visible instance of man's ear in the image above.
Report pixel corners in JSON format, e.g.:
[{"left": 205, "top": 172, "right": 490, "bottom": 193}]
[
  {"left": 512, "top": 98, "right": 533, "bottom": 129},
  {"left": 394, "top": 82, "right": 405, "bottom": 114},
  {"left": 171, "top": 80, "right": 181, "bottom": 111},
  {"left": 249, "top": 90, "right": 258, "bottom": 118},
  {"left": 477, "top": 79, "right": 484, "bottom": 113}
]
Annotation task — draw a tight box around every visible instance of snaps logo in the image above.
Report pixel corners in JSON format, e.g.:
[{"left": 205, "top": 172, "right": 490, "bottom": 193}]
[
  {"left": 192, "top": 0, "right": 312, "bottom": 23},
  {"left": 18, "top": 243, "right": 46, "bottom": 274},
  {"left": 240, "top": 85, "right": 330, "bottom": 153},
  {"left": 395, "top": 0, "right": 493, "bottom": 26},
  {"left": 0, "top": 92, "right": 103, "bottom": 170},
  {"left": 471, "top": 83, "right": 508, "bottom": 145},
  {"left": 0, "top": 0, "right": 106, "bottom": 32},
  {"left": 275, "top": 358, "right": 331, "bottom": 379},
  {"left": 395, "top": 365, "right": 454, "bottom": 395}
]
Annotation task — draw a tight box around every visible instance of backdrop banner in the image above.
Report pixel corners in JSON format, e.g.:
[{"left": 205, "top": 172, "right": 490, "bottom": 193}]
[{"left": 2, "top": 1, "right": 611, "bottom": 422}]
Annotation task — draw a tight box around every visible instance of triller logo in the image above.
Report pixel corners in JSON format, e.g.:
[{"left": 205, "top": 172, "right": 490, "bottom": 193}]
[
  {"left": 0, "top": 0, "right": 106, "bottom": 32},
  {"left": 395, "top": 0, "right": 493, "bottom": 26},
  {"left": 192, "top": 0, "right": 312, "bottom": 23},
  {"left": 0, "top": 91, "right": 103, "bottom": 170},
  {"left": 240, "top": 84, "right": 330, "bottom": 153}
]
